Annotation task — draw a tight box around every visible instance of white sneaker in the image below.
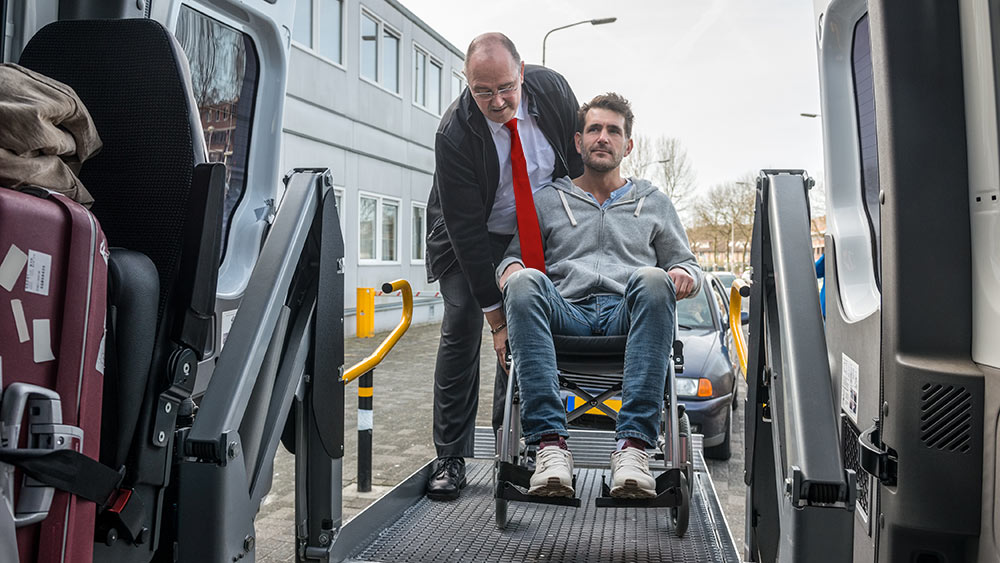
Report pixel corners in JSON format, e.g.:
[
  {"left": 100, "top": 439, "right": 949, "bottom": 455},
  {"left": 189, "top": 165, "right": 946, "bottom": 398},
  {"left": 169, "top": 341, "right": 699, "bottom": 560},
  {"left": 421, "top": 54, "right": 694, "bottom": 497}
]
[
  {"left": 528, "top": 447, "right": 574, "bottom": 497},
  {"left": 610, "top": 447, "right": 656, "bottom": 498}
]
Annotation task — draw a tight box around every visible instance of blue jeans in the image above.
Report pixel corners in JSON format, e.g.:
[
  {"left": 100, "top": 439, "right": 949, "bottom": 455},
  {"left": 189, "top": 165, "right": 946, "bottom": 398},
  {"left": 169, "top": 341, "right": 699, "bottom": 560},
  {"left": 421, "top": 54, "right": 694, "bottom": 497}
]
[{"left": 504, "top": 267, "right": 676, "bottom": 447}]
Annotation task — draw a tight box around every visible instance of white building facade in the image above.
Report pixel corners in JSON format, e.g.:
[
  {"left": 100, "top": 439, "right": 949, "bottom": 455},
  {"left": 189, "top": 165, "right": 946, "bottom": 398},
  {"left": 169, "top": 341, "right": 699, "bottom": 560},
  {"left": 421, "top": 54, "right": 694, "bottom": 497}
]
[{"left": 282, "top": 0, "right": 466, "bottom": 335}]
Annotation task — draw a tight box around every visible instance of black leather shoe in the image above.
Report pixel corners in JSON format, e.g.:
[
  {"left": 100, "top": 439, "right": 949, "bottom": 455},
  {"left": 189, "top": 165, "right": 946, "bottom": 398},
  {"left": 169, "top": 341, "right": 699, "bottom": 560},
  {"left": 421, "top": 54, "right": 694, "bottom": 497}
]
[{"left": 426, "top": 457, "right": 467, "bottom": 501}]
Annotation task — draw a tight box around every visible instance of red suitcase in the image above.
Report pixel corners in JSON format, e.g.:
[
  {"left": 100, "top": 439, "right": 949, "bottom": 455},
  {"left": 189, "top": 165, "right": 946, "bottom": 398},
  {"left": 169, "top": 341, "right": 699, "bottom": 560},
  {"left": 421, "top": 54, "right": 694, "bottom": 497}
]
[{"left": 0, "top": 187, "right": 107, "bottom": 563}]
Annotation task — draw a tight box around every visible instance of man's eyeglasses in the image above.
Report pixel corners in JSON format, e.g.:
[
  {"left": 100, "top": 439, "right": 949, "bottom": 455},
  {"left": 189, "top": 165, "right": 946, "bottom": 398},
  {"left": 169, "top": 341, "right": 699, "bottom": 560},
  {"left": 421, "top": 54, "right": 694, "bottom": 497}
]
[{"left": 471, "top": 82, "right": 520, "bottom": 100}]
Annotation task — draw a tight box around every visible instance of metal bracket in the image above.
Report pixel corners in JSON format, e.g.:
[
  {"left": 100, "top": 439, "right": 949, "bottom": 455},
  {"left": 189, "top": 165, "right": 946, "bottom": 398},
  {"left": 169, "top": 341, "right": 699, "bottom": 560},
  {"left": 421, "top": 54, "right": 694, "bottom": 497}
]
[
  {"left": 151, "top": 347, "right": 198, "bottom": 448},
  {"left": 858, "top": 422, "right": 897, "bottom": 487},
  {"left": 0, "top": 383, "right": 83, "bottom": 526}
]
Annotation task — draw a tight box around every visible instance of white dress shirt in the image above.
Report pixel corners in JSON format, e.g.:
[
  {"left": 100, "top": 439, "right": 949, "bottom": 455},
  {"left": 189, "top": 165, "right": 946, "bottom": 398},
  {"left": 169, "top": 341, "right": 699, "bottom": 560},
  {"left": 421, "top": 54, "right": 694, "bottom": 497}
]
[
  {"left": 486, "top": 94, "right": 557, "bottom": 235},
  {"left": 481, "top": 96, "right": 557, "bottom": 313}
]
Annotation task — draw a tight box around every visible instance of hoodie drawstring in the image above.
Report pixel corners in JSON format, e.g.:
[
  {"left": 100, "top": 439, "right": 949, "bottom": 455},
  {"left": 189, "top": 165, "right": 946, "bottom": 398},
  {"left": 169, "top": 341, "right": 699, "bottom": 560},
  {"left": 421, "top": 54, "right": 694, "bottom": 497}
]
[
  {"left": 634, "top": 195, "right": 646, "bottom": 217},
  {"left": 558, "top": 190, "right": 578, "bottom": 226}
]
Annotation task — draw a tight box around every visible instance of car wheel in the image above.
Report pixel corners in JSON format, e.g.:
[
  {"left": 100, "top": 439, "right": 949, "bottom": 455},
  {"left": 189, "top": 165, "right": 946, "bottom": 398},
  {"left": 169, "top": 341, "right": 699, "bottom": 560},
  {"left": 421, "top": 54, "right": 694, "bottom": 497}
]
[{"left": 705, "top": 410, "right": 732, "bottom": 460}]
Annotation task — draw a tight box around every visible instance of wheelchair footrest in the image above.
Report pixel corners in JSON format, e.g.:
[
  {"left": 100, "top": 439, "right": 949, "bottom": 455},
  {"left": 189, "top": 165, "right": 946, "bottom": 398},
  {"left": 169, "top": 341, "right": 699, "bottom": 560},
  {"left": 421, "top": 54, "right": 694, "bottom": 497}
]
[
  {"left": 498, "top": 481, "right": 582, "bottom": 507},
  {"left": 497, "top": 461, "right": 532, "bottom": 488},
  {"left": 496, "top": 462, "right": 581, "bottom": 507},
  {"left": 595, "top": 469, "right": 683, "bottom": 508}
]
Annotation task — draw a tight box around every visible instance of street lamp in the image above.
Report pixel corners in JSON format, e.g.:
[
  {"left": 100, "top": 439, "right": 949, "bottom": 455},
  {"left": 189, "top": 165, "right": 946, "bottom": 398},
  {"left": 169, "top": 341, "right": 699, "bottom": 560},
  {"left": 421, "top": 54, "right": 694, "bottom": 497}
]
[
  {"left": 542, "top": 17, "right": 617, "bottom": 67},
  {"left": 638, "top": 158, "right": 671, "bottom": 173}
]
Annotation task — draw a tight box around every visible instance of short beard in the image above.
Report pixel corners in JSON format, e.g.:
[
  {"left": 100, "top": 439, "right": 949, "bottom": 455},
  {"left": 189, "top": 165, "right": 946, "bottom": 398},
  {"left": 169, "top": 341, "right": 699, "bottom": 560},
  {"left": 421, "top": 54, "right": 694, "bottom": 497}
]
[{"left": 582, "top": 150, "right": 621, "bottom": 173}]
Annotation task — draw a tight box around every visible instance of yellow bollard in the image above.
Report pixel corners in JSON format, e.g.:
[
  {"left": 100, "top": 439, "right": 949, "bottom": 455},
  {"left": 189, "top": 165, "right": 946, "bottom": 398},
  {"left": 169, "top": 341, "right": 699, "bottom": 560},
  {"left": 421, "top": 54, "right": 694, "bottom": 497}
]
[{"left": 357, "top": 287, "right": 375, "bottom": 338}]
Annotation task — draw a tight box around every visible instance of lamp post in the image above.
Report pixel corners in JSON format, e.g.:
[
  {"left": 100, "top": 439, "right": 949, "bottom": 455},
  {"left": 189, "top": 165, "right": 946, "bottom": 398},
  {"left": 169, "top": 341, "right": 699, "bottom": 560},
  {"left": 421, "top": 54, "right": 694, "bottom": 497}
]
[
  {"left": 638, "top": 158, "right": 671, "bottom": 174},
  {"left": 542, "top": 17, "right": 617, "bottom": 67}
]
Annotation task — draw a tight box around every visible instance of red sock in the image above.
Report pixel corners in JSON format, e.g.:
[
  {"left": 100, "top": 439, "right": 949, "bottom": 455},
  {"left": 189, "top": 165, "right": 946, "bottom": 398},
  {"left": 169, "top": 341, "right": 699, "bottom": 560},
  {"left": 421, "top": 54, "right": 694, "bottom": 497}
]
[
  {"left": 624, "top": 437, "right": 647, "bottom": 451},
  {"left": 539, "top": 434, "right": 568, "bottom": 450}
]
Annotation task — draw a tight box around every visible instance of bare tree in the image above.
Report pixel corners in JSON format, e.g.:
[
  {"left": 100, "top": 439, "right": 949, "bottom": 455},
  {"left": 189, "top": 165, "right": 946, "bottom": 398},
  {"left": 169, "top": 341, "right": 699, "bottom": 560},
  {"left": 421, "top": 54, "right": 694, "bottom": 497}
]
[
  {"left": 690, "top": 174, "right": 756, "bottom": 271},
  {"left": 620, "top": 135, "right": 696, "bottom": 213}
]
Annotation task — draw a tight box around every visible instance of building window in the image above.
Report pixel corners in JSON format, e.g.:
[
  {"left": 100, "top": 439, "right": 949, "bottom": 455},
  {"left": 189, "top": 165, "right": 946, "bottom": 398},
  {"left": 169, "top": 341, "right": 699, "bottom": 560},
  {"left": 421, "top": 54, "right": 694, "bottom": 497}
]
[
  {"left": 852, "top": 13, "right": 881, "bottom": 287},
  {"left": 293, "top": 0, "right": 312, "bottom": 46},
  {"left": 451, "top": 71, "right": 466, "bottom": 102},
  {"left": 319, "top": 0, "right": 343, "bottom": 63},
  {"left": 175, "top": 5, "right": 259, "bottom": 261},
  {"left": 360, "top": 10, "right": 400, "bottom": 93},
  {"left": 412, "top": 203, "right": 426, "bottom": 262},
  {"left": 413, "top": 45, "right": 443, "bottom": 114},
  {"left": 359, "top": 192, "right": 400, "bottom": 262},
  {"left": 382, "top": 200, "right": 398, "bottom": 261},
  {"left": 334, "top": 187, "right": 345, "bottom": 234},
  {"left": 293, "top": 0, "right": 343, "bottom": 65}
]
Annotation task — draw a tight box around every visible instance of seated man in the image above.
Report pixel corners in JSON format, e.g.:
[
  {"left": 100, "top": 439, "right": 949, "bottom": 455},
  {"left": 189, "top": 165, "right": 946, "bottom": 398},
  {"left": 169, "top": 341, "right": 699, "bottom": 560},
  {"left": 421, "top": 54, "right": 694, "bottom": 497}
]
[{"left": 496, "top": 92, "right": 702, "bottom": 498}]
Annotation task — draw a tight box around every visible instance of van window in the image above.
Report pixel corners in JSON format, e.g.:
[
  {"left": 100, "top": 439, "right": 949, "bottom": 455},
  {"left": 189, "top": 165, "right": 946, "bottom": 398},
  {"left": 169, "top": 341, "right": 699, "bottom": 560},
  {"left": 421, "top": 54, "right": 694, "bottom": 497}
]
[
  {"left": 175, "top": 6, "right": 259, "bottom": 259},
  {"left": 852, "top": 13, "right": 881, "bottom": 287}
]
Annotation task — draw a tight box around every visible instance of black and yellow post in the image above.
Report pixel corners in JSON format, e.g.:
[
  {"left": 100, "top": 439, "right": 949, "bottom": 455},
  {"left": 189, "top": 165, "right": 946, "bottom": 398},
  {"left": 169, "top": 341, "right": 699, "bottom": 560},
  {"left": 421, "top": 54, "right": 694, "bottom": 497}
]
[{"left": 357, "top": 369, "right": 374, "bottom": 492}]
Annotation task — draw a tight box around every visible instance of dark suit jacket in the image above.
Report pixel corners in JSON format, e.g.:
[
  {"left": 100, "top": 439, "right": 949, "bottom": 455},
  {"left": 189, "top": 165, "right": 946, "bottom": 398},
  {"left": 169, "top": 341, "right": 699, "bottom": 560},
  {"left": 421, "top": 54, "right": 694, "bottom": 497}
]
[{"left": 426, "top": 64, "right": 583, "bottom": 308}]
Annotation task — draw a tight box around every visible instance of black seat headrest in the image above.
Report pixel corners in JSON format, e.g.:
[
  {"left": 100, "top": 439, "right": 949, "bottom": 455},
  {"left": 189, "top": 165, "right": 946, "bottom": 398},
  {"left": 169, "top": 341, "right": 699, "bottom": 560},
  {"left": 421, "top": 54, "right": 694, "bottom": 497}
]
[{"left": 18, "top": 18, "right": 207, "bottom": 323}]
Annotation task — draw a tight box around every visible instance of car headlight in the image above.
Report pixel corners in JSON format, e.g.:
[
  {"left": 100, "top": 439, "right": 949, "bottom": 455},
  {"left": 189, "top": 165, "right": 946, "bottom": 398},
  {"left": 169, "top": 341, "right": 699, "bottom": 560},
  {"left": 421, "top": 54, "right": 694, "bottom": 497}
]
[
  {"left": 676, "top": 378, "right": 699, "bottom": 397},
  {"left": 675, "top": 377, "right": 714, "bottom": 398}
]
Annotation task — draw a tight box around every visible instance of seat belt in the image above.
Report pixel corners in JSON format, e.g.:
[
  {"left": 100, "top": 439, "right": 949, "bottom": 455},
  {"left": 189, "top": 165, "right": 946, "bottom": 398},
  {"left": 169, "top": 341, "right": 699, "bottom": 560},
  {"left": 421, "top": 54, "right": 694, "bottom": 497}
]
[
  {"left": 0, "top": 448, "right": 145, "bottom": 540},
  {"left": 0, "top": 449, "right": 123, "bottom": 506}
]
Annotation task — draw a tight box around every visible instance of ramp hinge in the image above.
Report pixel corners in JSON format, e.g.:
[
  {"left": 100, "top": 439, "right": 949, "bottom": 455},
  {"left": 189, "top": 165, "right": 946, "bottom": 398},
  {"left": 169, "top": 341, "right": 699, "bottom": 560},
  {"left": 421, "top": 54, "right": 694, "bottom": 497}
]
[{"left": 858, "top": 422, "right": 897, "bottom": 486}]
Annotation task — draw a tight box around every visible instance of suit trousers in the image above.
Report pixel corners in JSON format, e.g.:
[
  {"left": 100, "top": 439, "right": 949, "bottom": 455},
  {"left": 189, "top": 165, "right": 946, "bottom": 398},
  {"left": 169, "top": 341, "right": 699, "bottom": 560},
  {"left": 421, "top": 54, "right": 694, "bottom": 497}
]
[{"left": 432, "top": 234, "right": 511, "bottom": 458}]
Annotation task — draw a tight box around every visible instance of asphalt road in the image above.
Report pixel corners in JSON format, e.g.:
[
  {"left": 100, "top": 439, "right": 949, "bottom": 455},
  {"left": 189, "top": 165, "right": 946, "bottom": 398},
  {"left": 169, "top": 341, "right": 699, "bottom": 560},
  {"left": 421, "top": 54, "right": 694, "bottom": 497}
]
[{"left": 254, "top": 321, "right": 748, "bottom": 562}]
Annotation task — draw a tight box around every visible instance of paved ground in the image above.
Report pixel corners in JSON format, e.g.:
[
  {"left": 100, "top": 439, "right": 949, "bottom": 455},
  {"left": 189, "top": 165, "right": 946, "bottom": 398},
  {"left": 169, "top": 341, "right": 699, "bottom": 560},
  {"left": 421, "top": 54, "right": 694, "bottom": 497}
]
[{"left": 255, "top": 320, "right": 748, "bottom": 562}]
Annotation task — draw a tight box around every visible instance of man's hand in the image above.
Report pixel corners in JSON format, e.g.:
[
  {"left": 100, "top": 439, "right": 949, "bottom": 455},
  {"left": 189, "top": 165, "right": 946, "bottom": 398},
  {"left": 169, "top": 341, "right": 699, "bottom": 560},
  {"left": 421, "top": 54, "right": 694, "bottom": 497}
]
[
  {"left": 498, "top": 262, "right": 524, "bottom": 291},
  {"left": 668, "top": 267, "right": 695, "bottom": 299},
  {"left": 484, "top": 308, "right": 509, "bottom": 373}
]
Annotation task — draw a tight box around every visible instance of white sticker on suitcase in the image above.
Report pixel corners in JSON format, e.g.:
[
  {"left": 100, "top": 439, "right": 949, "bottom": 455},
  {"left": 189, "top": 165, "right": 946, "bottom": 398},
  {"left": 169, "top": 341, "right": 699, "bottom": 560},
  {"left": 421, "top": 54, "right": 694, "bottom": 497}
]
[
  {"left": 33, "top": 319, "right": 56, "bottom": 363},
  {"left": 24, "top": 250, "right": 52, "bottom": 296},
  {"left": 0, "top": 245, "right": 27, "bottom": 292},
  {"left": 10, "top": 299, "right": 29, "bottom": 342},
  {"left": 96, "top": 329, "right": 106, "bottom": 374}
]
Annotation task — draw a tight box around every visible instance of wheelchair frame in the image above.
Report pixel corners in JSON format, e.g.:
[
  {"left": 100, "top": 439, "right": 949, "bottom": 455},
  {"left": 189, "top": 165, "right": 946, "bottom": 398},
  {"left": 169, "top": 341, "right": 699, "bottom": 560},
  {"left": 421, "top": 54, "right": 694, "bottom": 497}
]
[{"left": 494, "top": 326, "right": 694, "bottom": 537}]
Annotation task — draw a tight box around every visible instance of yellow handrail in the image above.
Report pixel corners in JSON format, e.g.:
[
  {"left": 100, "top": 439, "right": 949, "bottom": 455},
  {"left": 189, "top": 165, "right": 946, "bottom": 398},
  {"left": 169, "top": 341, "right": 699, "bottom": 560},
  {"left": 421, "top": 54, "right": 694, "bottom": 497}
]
[
  {"left": 342, "top": 279, "right": 413, "bottom": 384},
  {"left": 729, "top": 278, "right": 750, "bottom": 380}
]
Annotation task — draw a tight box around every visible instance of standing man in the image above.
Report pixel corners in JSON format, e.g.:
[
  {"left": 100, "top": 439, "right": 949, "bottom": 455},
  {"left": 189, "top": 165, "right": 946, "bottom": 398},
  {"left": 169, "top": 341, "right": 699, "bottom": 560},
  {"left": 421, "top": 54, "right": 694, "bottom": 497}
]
[{"left": 424, "top": 33, "right": 582, "bottom": 501}]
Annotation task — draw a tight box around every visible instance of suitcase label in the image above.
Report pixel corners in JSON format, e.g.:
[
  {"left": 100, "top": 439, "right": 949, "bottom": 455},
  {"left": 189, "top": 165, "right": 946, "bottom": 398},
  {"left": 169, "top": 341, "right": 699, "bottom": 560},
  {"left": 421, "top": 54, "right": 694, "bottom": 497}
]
[{"left": 24, "top": 250, "right": 51, "bottom": 296}]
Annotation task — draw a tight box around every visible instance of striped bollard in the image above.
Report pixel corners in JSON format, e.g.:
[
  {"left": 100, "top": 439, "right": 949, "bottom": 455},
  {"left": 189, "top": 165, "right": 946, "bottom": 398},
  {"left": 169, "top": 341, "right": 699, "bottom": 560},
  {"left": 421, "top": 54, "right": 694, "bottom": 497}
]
[{"left": 357, "top": 369, "right": 374, "bottom": 492}]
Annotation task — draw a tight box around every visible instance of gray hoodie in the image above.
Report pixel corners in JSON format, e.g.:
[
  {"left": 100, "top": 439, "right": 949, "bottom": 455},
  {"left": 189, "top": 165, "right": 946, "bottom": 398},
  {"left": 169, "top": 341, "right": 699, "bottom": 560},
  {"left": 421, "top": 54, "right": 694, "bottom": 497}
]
[{"left": 496, "top": 176, "right": 703, "bottom": 302}]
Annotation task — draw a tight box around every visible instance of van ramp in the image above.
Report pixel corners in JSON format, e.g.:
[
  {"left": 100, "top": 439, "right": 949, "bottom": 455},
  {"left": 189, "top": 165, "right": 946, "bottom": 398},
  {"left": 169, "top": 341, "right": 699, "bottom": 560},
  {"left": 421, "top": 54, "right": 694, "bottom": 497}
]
[{"left": 329, "top": 429, "right": 741, "bottom": 563}]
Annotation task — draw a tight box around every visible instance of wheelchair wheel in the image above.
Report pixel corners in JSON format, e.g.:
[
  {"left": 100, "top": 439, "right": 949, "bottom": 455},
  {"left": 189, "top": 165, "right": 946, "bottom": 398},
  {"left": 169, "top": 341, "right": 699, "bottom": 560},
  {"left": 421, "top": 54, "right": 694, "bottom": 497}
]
[
  {"left": 679, "top": 412, "right": 694, "bottom": 496},
  {"left": 496, "top": 499, "right": 509, "bottom": 530},
  {"left": 494, "top": 459, "right": 509, "bottom": 530},
  {"left": 670, "top": 472, "right": 690, "bottom": 538}
]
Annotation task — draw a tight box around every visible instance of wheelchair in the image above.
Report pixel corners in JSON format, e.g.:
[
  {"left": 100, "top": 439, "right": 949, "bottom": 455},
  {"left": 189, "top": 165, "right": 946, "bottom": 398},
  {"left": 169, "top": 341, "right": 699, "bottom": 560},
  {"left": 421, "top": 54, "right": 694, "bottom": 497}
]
[{"left": 493, "top": 326, "right": 694, "bottom": 537}]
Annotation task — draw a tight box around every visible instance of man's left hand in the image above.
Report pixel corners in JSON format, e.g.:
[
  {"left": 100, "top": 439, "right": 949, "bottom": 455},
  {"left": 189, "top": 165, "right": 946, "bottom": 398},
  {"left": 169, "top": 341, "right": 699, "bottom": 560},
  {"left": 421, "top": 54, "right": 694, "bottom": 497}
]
[{"left": 668, "top": 268, "right": 695, "bottom": 299}]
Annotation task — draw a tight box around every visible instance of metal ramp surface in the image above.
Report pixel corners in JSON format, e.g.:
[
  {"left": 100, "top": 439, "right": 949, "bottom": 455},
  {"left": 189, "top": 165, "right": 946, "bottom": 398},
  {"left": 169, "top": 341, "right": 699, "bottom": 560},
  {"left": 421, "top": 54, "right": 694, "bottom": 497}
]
[{"left": 332, "top": 429, "right": 740, "bottom": 563}]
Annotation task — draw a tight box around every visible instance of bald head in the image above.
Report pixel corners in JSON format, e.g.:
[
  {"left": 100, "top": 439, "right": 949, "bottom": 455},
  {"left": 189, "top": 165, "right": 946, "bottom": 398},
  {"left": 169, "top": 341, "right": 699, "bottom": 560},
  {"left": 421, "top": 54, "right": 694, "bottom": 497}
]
[
  {"left": 465, "top": 32, "right": 521, "bottom": 71},
  {"left": 464, "top": 32, "right": 524, "bottom": 124}
]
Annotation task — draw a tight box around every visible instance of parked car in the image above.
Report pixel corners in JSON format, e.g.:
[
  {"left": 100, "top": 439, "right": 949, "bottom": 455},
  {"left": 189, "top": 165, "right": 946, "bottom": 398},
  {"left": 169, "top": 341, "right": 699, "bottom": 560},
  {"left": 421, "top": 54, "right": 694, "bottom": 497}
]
[
  {"left": 675, "top": 275, "right": 740, "bottom": 460},
  {"left": 560, "top": 276, "right": 741, "bottom": 460}
]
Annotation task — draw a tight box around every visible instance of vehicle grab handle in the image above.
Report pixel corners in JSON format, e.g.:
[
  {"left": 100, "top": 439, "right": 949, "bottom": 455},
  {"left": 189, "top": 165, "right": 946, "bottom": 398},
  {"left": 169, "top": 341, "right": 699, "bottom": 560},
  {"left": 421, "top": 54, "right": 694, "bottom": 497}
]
[
  {"left": 729, "top": 278, "right": 750, "bottom": 379},
  {"left": 342, "top": 279, "right": 413, "bottom": 383}
]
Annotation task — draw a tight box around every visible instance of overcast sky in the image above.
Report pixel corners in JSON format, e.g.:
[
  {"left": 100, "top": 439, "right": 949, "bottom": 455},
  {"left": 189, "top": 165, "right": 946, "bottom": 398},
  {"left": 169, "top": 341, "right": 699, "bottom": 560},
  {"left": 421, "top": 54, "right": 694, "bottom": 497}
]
[{"left": 400, "top": 0, "right": 824, "bottom": 194}]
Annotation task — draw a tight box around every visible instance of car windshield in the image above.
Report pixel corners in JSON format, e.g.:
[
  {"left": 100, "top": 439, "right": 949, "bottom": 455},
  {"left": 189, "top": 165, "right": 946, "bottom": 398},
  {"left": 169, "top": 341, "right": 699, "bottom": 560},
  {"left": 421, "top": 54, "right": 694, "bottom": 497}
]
[
  {"left": 677, "top": 286, "right": 715, "bottom": 330},
  {"left": 715, "top": 272, "right": 737, "bottom": 290}
]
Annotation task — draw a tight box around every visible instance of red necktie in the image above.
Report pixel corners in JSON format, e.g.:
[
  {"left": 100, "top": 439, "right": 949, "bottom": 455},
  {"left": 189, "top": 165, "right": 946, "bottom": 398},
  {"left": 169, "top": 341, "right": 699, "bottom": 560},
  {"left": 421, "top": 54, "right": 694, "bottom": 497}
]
[{"left": 504, "top": 118, "right": 546, "bottom": 272}]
